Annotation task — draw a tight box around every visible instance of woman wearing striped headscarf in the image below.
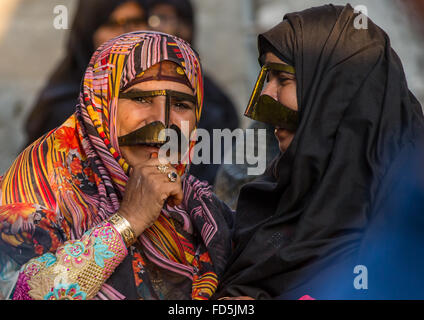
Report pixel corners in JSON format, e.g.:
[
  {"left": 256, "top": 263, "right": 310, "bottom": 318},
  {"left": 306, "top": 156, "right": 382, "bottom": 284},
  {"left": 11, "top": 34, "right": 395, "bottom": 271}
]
[{"left": 0, "top": 31, "right": 233, "bottom": 300}]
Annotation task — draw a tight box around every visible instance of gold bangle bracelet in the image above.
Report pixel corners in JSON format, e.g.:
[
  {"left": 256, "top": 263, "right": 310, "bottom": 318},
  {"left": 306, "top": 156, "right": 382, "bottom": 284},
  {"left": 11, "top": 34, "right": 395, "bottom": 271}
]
[{"left": 108, "top": 213, "right": 137, "bottom": 247}]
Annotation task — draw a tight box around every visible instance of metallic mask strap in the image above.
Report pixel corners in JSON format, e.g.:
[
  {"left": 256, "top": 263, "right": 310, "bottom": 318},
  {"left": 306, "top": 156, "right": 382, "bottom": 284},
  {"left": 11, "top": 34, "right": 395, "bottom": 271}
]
[
  {"left": 118, "top": 89, "right": 196, "bottom": 103},
  {"left": 265, "top": 62, "right": 295, "bottom": 74}
]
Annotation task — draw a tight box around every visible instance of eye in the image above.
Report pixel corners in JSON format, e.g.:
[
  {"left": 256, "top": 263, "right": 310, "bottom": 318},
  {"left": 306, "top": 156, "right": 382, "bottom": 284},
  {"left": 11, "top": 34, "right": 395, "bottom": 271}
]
[
  {"left": 278, "top": 75, "right": 292, "bottom": 85},
  {"left": 131, "top": 96, "right": 151, "bottom": 104},
  {"left": 171, "top": 97, "right": 195, "bottom": 111},
  {"left": 269, "top": 70, "right": 294, "bottom": 85},
  {"left": 276, "top": 73, "right": 295, "bottom": 86},
  {"left": 172, "top": 102, "right": 193, "bottom": 111}
]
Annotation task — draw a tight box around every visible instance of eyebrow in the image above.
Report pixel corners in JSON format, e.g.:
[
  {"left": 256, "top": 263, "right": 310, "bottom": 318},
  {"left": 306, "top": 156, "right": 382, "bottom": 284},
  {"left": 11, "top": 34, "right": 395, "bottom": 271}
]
[
  {"left": 270, "top": 69, "right": 295, "bottom": 78},
  {"left": 121, "top": 88, "right": 148, "bottom": 95},
  {"left": 119, "top": 89, "right": 197, "bottom": 103}
]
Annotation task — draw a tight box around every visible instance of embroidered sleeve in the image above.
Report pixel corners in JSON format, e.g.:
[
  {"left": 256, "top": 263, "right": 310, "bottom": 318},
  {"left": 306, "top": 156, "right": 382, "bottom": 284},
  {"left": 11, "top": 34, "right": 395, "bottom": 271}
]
[{"left": 12, "top": 220, "right": 127, "bottom": 300}]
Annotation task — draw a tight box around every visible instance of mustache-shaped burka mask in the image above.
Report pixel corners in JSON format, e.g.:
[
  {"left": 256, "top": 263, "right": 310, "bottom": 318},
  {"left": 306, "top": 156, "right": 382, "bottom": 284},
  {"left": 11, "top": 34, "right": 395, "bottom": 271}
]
[
  {"left": 118, "top": 120, "right": 168, "bottom": 147},
  {"left": 102, "top": 34, "right": 204, "bottom": 176},
  {"left": 244, "top": 62, "right": 299, "bottom": 131},
  {"left": 117, "top": 62, "right": 196, "bottom": 158},
  {"left": 117, "top": 89, "right": 195, "bottom": 148}
]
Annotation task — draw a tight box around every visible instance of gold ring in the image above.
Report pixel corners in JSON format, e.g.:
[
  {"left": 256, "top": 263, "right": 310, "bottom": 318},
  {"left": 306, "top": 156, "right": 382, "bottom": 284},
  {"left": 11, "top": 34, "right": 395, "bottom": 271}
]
[
  {"left": 157, "top": 164, "right": 169, "bottom": 173},
  {"left": 167, "top": 171, "right": 178, "bottom": 183}
]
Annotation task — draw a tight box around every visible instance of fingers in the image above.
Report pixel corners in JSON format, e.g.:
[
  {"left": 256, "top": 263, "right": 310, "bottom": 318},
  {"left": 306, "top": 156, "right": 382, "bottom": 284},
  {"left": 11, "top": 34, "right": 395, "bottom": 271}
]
[
  {"left": 129, "top": 161, "right": 182, "bottom": 199},
  {"left": 154, "top": 167, "right": 183, "bottom": 207},
  {"left": 131, "top": 157, "right": 180, "bottom": 180},
  {"left": 125, "top": 152, "right": 182, "bottom": 208},
  {"left": 165, "top": 179, "right": 184, "bottom": 207},
  {"left": 131, "top": 162, "right": 178, "bottom": 179},
  {"left": 131, "top": 157, "right": 171, "bottom": 170}
]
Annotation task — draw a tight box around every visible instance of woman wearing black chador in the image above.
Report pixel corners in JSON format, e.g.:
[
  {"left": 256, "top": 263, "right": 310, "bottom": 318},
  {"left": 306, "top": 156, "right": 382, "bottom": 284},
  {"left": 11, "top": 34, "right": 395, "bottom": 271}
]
[{"left": 215, "top": 4, "right": 424, "bottom": 300}]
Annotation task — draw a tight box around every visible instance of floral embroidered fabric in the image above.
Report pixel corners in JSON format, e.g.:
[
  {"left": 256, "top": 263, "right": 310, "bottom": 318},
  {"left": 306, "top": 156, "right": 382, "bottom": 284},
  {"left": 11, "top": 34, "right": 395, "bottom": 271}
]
[{"left": 13, "top": 221, "right": 127, "bottom": 300}]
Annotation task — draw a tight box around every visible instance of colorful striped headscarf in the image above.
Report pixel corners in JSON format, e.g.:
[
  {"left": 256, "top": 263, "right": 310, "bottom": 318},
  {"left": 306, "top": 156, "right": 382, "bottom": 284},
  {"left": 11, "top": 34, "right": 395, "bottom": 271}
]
[
  {"left": 0, "top": 32, "right": 232, "bottom": 299},
  {"left": 12, "top": 31, "right": 202, "bottom": 232}
]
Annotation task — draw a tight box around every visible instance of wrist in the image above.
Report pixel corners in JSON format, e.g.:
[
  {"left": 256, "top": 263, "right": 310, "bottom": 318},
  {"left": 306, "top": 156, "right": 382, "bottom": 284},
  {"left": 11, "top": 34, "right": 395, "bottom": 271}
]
[
  {"left": 108, "top": 212, "right": 137, "bottom": 247},
  {"left": 116, "top": 208, "right": 154, "bottom": 237}
]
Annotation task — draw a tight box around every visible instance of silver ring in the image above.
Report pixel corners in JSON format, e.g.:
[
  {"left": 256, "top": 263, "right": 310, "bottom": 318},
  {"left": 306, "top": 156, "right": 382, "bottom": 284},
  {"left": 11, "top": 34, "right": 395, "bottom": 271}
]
[{"left": 167, "top": 171, "right": 178, "bottom": 182}]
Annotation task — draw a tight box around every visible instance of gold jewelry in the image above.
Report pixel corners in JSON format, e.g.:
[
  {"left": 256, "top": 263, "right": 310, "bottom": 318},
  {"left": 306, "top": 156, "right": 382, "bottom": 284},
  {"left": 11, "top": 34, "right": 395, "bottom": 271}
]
[
  {"left": 108, "top": 213, "right": 137, "bottom": 247},
  {"left": 167, "top": 171, "right": 178, "bottom": 183},
  {"left": 176, "top": 66, "right": 185, "bottom": 75},
  {"left": 157, "top": 164, "right": 169, "bottom": 173}
]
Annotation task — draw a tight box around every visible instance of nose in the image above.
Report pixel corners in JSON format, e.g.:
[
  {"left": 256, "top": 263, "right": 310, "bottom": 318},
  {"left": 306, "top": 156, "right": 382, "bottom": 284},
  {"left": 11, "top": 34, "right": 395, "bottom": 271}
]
[
  {"left": 261, "top": 79, "right": 279, "bottom": 101},
  {"left": 145, "top": 96, "right": 167, "bottom": 125}
]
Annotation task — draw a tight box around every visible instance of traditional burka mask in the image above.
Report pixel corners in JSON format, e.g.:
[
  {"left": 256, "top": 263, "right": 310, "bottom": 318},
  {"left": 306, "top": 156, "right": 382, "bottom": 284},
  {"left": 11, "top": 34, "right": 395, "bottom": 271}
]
[
  {"left": 118, "top": 61, "right": 196, "bottom": 152},
  {"left": 244, "top": 62, "right": 299, "bottom": 132}
]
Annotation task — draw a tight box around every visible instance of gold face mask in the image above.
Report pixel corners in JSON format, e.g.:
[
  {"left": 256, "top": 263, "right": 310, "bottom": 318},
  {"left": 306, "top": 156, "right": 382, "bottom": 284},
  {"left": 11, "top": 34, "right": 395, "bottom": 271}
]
[
  {"left": 244, "top": 63, "right": 299, "bottom": 132},
  {"left": 117, "top": 89, "right": 195, "bottom": 148}
]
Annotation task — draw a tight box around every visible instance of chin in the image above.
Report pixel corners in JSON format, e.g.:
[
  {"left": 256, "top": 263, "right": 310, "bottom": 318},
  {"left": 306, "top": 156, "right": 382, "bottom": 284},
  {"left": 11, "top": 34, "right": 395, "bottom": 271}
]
[
  {"left": 278, "top": 141, "right": 288, "bottom": 153},
  {"left": 274, "top": 128, "right": 295, "bottom": 153},
  {"left": 277, "top": 136, "right": 294, "bottom": 153}
]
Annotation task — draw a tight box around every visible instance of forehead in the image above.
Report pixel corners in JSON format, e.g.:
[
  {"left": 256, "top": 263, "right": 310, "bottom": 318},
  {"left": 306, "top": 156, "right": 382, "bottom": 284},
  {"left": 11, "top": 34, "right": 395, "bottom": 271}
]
[
  {"left": 141, "top": 61, "right": 186, "bottom": 78},
  {"left": 264, "top": 52, "right": 288, "bottom": 65},
  {"left": 123, "top": 60, "right": 194, "bottom": 94},
  {"left": 125, "top": 80, "right": 194, "bottom": 95}
]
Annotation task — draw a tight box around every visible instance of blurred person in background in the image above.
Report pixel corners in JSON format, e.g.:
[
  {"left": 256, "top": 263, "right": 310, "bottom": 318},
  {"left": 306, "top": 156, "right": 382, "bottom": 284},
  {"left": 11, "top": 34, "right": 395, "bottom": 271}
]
[
  {"left": 146, "top": 0, "right": 240, "bottom": 185},
  {"left": 24, "top": 0, "right": 149, "bottom": 147},
  {"left": 147, "top": 0, "right": 195, "bottom": 44}
]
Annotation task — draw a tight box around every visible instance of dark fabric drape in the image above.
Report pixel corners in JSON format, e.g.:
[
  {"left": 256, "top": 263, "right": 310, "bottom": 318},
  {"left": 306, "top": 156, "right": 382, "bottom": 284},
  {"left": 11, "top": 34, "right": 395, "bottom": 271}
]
[{"left": 216, "top": 4, "right": 424, "bottom": 299}]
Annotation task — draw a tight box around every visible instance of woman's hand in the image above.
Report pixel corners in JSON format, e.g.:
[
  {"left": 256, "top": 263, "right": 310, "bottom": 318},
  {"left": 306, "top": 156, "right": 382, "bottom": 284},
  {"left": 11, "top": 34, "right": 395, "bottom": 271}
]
[{"left": 117, "top": 154, "right": 183, "bottom": 237}]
